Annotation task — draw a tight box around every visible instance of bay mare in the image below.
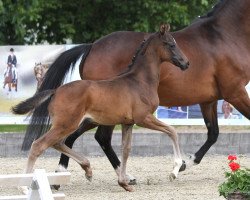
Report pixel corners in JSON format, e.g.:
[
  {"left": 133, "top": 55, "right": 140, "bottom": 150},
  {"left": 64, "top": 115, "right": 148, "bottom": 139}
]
[
  {"left": 12, "top": 25, "right": 189, "bottom": 192},
  {"left": 23, "top": 0, "right": 250, "bottom": 184}
]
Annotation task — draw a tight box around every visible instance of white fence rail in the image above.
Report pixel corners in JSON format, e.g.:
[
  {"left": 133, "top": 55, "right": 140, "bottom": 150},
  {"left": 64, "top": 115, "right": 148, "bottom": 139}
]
[{"left": 0, "top": 169, "right": 71, "bottom": 200}]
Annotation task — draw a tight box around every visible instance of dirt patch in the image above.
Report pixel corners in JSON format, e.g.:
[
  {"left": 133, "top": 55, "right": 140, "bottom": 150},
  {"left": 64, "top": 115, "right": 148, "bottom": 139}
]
[{"left": 0, "top": 155, "right": 249, "bottom": 200}]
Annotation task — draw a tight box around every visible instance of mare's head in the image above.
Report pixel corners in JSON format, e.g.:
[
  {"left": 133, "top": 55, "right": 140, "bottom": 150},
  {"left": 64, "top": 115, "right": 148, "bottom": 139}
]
[{"left": 157, "top": 24, "right": 189, "bottom": 70}]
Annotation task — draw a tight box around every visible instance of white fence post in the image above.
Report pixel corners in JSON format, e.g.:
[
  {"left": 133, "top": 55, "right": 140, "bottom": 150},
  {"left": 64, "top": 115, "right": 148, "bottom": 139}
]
[{"left": 0, "top": 169, "right": 71, "bottom": 200}]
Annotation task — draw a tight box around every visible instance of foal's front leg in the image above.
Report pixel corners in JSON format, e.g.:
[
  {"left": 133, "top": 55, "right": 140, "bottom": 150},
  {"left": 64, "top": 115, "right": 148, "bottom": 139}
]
[
  {"left": 118, "top": 124, "right": 134, "bottom": 192},
  {"left": 137, "top": 114, "right": 185, "bottom": 181}
]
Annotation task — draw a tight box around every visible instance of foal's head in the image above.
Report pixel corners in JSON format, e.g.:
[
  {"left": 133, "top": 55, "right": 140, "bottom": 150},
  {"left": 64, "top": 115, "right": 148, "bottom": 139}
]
[{"left": 156, "top": 24, "right": 189, "bottom": 70}]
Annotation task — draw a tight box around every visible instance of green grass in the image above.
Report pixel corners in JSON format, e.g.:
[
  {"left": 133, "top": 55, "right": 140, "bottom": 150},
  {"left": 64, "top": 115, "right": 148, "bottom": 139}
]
[
  {"left": 0, "top": 124, "right": 249, "bottom": 133},
  {"left": 0, "top": 124, "right": 141, "bottom": 133},
  {"left": 0, "top": 125, "right": 27, "bottom": 133}
]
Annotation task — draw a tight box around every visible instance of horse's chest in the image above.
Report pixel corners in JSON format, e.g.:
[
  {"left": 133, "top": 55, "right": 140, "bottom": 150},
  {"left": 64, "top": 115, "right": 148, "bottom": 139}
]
[{"left": 139, "top": 92, "right": 159, "bottom": 111}]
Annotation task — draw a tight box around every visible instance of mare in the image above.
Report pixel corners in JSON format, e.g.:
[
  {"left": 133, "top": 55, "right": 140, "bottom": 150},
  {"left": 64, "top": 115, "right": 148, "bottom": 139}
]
[
  {"left": 12, "top": 25, "right": 189, "bottom": 192},
  {"left": 3, "top": 63, "right": 17, "bottom": 92},
  {"left": 34, "top": 63, "right": 49, "bottom": 89},
  {"left": 23, "top": 0, "right": 250, "bottom": 184}
]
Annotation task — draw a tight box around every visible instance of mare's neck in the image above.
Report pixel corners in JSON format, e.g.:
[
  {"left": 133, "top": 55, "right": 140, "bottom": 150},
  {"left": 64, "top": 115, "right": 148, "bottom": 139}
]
[
  {"left": 215, "top": 1, "right": 250, "bottom": 33},
  {"left": 178, "top": 1, "right": 250, "bottom": 43}
]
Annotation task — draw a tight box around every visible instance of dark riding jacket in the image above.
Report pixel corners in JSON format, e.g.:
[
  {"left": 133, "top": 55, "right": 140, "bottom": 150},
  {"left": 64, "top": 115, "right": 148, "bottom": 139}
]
[{"left": 7, "top": 55, "right": 17, "bottom": 67}]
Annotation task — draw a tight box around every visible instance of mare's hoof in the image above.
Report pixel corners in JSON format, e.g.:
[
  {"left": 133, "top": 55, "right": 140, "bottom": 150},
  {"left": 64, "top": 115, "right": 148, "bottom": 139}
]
[
  {"left": 51, "top": 184, "right": 60, "bottom": 190},
  {"left": 128, "top": 178, "right": 137, "bottom": 185},
  {"left": 169, "top": 173, "right": 176, "bottom": 182},
  {"left": 179, "top": 160, "right": 186, "bottom": 172}
]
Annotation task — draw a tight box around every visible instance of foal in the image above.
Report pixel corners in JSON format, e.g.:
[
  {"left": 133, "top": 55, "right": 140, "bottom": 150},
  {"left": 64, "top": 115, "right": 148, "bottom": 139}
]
[{"left": 12, "top": 24, "right": 189, "bottom": 192}]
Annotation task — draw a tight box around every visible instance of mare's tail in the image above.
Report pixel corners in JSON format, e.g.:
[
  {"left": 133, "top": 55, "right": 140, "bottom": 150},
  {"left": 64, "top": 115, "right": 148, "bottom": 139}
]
[{"left": 21, "top": 44, "right": 92, "bottom": 151}]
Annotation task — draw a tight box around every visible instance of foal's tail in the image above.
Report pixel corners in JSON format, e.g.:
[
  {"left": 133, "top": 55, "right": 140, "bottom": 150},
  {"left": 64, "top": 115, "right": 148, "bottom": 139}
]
[
  {"left": 12, "top": 90, "right": 55, "bottom": 115},
  {"left": 21, "top": 44, "right": 92, "bottom": 151}
]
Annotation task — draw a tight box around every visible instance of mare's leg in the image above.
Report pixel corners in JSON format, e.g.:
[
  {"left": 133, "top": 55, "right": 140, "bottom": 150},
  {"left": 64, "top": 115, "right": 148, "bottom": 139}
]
[
  {"left": 190, "top": 102, "right": 219, "bottom": 166},
  {"left": 94, "top": 125, "right": 136, "bottom": 184},
  {"left": 118, "top": 124, "right": 133, "bottom": 192},
  {"left": 137, "top": 114, "right": 184, "bottom": 180},
  {"left": 57, "top": 119, "right": 97, "bottom": 172}
]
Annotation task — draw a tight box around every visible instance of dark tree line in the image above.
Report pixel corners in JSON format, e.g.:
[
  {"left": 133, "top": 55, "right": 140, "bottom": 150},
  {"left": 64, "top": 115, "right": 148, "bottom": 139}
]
[{"left": 0, "top": 0, "right": 217, "bottom": 45}]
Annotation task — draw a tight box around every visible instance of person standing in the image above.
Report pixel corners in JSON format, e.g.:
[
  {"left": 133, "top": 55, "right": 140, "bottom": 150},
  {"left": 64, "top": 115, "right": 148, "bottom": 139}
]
[
  {"left": 221, "top": 100, "right": 239, "bottom": 119},
  {"left": 7, "top": 48, "right": 17, "bottom": 67}
]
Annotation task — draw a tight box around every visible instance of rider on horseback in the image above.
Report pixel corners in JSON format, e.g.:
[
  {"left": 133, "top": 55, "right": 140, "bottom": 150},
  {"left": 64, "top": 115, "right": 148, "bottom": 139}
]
[{"left": 3, "top": 48, "right": 18, "bottom": 91}]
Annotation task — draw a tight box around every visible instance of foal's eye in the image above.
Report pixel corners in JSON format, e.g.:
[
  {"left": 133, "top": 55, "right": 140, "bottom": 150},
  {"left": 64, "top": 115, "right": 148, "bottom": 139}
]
[{"left": 168, "top": 43, "right": 175, "bottom": 49}]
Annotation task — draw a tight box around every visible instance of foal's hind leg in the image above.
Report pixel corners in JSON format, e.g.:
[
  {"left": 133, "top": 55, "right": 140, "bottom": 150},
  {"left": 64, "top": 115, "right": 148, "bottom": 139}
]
[
  {"left": 25, "top": 129, "right": 59, "bottom": 174},
  {"left": 137, "top": 114, "right": 184, "bottom": 180},
  {"left": 20, "top": 128, "right": 66, "bottom": 194},
  {"left": 53, "top": 142, "right": 93, "bottom": 181},
  {"left": 57, "top": 119, "right": 97, "bottom": 172}
]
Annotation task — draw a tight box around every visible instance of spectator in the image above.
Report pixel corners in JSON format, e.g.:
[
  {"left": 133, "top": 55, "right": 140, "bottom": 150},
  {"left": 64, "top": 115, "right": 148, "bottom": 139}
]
[{"left": 221, "top": 100, "right": 238, "bottom": 119}]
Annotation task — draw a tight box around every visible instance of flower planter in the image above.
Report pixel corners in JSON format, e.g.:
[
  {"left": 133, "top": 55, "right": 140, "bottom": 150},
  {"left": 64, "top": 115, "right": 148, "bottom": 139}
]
[
  {"left": 218, "top": 155, "right": 250, "bottom": 200},
  {"left": 227, "top": 191, "right": 249, "bottom": 200}
]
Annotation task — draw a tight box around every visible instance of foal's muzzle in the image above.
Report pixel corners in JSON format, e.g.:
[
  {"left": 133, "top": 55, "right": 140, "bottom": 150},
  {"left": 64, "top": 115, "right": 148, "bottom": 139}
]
[{"left": 173, "top": 57, "right": 189, "bottom": 71}]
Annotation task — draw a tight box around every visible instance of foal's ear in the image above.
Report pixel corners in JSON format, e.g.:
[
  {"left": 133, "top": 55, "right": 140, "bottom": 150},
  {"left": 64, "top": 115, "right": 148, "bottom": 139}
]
[{"left": 160, "top": 24, "right": 171, "bottom": 35}]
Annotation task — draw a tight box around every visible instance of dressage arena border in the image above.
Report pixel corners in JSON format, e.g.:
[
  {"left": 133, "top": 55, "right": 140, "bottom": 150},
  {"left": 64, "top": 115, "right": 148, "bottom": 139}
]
[
  {"left": 0, "top": 169, "right": 71, "bottom": 200},
  {"left": 0, "top": 130, "right": 249, "bottom": 157}
]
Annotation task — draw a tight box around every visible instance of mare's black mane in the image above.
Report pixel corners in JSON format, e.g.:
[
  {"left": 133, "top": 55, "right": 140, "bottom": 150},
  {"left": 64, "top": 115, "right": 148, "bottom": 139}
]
[{"left": 199, "top": 0, "right": 226, "bottom": 19}]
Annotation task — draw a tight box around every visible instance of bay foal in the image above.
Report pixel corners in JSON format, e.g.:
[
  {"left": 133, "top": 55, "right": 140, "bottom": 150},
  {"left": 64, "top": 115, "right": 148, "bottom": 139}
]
[{"left": 12, "top": 24, "right": 189, "bottom": 192}]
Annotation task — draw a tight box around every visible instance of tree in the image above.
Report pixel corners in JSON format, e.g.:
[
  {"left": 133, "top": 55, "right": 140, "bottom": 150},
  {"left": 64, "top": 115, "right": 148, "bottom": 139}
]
[{"left": 0, "top": 0, "right": 217, "bottom": 45}]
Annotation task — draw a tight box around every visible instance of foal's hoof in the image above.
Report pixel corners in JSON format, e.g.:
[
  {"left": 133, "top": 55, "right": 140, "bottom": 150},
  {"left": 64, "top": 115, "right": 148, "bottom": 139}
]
[
  {"left": 85, "top": 174, "right": 93, "bottom": 182},
  {"left": 81, "top": 164, "right": 93, "bottom": 182},
  {"left": 179, "top": 160, "right": 186, "bottom": 172},
  {"left": 118, "top": 181, "right": 134, "bottom": 192},
  {"left": 169, "top": 173, "right": 176, "bottom": 182}
]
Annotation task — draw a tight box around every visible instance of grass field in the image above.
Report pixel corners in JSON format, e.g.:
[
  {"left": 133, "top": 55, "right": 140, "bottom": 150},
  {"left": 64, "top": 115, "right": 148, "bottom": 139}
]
[
  {"left": 0, "top": 124, "right": 249, "bottom": 133},
  {"left": 0, "top": 125, "right": 27, "bottom": 133}
]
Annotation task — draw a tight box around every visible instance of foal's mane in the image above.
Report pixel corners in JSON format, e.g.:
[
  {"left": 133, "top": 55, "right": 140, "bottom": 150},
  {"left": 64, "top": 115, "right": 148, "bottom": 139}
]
[{"left": 118, "top": 33, "right": 156, "bottom": 76}]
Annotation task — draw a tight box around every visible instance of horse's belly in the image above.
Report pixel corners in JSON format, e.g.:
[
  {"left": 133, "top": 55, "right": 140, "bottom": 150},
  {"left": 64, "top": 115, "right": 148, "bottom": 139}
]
[
  {"left": 85, "top": 110, "right": 134, "bottom": 125},
  {"left": 158, "top": 79, "right": 218, "bottom": 107}
]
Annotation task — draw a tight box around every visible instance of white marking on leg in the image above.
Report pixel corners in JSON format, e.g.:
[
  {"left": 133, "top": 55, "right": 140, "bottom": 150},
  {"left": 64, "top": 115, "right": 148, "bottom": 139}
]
[
  {"left": 56, "top": 164, "right": 68, "bottom": 172},
  {"left": 185, "top": 154, "right": 197, "bottom": 168},
  {"left": 115, "top": 167, "right": 136, "bottom": 184},
  {"left": 171, "top": 158, "right": 183, "bottom": 179},
  {"left": 170, "top": 138, "right": 183, "bottom": 181}
]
